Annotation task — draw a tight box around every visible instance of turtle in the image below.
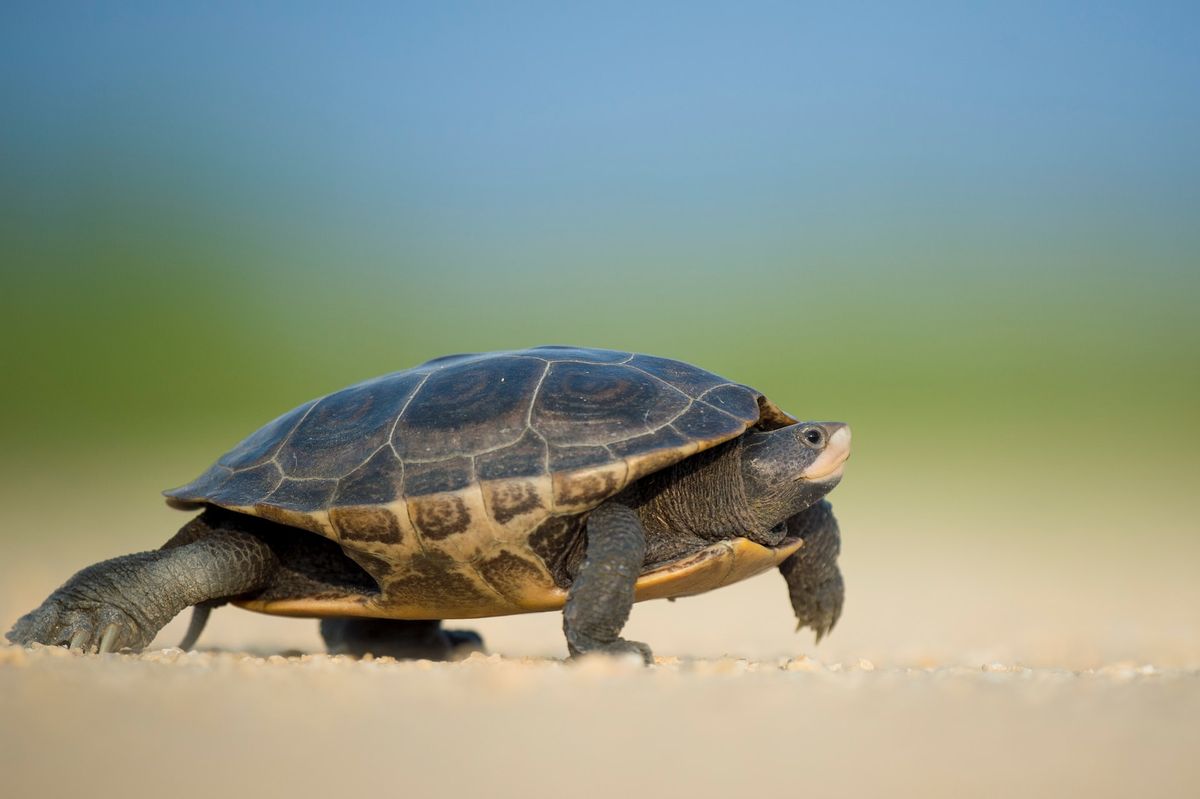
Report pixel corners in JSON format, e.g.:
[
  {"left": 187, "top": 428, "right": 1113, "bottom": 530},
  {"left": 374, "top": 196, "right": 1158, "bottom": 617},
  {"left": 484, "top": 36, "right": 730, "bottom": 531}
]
[{"left": 7, "top": 346, "right": 850, "bottom": 663}]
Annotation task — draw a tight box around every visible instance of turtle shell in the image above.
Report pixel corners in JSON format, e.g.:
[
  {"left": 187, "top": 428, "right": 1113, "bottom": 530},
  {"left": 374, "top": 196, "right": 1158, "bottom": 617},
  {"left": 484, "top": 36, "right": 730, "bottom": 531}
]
[{"left": 165, "top": 346, "right": 798, "bottom": 618}]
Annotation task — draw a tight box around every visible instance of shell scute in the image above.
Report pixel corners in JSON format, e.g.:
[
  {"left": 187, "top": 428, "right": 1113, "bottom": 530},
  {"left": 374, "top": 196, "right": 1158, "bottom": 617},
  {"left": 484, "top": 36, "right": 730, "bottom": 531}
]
[
  {"left": 330, "top": 506, "right": 405, "bottom": 546},
  {"left": 392, "top": 355, "right": 542, "bottom": 459},
  {"left": 210, "top": 462, "right": 282, "bottom": 506},
  {"left": 402, "top": 457, "right": 473, "bottom": 496},
  {"left": 474, "top": 549, "right": 557, "bottom": 606},
  {"left": 551, "top": 462, "right": 627, "bottom": 512},
  {"left": 609, "top": 426, "right": 699, "bottom": 483},
  {"left": 547, "top": 444, "right": 613, "bottom": 473},
  {"left": 626, "top": 353, "right": 731, "bottom": 398},
  {"left": 265, "top": 477, "right": 338, "bottom": 511},
  {"left": 531, "top": 361, "right": 689, "bottom": 446},
  {"left": 671, "top": 401, "right": 747, "bottom": 442},
  {"left": 484, "top": 479, "right": 546, "bottom": 525},
  {"left": 408, "top": 493, "right": 473, "bottom": 541},
  {"left": 276, "top": 379, "right": 404, "bottom": 479},
  {"left": 216, "top": 399, "right": 319, "bottom": 471},
  {"left": 331, "top": 447, "right": 404, "bottom": 507},
  {"left": 699, "top": 383, "right": 763, "bottom": 423},
  {"left": 381, "top": 551, "right": 497, "bottom": 615},
  {"left": 474, "top": 428, "right": 548, "bottom": 481}
]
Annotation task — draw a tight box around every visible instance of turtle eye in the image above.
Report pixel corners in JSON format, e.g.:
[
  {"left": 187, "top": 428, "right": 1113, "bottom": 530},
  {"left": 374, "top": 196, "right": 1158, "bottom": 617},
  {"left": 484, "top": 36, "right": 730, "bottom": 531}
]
[{"left": 800, "top": 426, "right": 826, "bottom": 449}]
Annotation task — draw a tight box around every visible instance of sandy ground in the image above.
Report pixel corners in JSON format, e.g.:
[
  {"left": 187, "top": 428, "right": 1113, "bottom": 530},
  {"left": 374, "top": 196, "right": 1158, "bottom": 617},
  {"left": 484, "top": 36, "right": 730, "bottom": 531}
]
[{"left": 2, "top": 494, "right": 1198, "bottom": 798}]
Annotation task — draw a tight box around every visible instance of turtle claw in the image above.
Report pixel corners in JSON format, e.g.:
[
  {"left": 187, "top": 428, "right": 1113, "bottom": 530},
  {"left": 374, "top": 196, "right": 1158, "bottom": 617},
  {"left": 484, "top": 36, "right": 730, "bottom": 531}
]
[
  {"left": 798, "top": 612, "right": 835, "bottom": 644},
  {"left": 793, "top": 593, "right": 841, "bottom": 645},
  {"left": 98, "top": 624, "right": 120, "bottom": 654}
]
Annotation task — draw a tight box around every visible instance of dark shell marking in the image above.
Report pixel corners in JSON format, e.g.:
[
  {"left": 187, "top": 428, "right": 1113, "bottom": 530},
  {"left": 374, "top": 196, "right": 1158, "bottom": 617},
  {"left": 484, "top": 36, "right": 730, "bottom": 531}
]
[
  {"left": 330, "top": 506, "right": 404, "bottom": 545},
  {"left": 408, "top": 495, "right": 472, "bottom": 541},
  {"left": 486, "top": 480, "right": 544, "bottom": 525},
  {"left": 164, "top": 346, "right": 794, "bottom": 615}
]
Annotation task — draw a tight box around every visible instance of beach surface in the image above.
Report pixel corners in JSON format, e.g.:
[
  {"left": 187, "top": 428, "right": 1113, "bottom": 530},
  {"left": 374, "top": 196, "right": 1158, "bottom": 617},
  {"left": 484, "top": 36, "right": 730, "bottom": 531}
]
[{"left": 3, "top": 493, "right": 1198, "bottom": 798}]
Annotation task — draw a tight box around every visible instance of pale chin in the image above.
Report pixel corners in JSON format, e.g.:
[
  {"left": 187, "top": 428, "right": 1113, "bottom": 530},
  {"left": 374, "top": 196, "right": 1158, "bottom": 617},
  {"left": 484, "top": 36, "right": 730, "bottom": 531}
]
[
  {"left": 798, "top": 450, "right": 849, "bottom": 482},
  {"left": 798, "top": 426, "right": 851, "bottom": 482},
  {"left": 802, "top": 464, "right": 845, "bottom": 484}
]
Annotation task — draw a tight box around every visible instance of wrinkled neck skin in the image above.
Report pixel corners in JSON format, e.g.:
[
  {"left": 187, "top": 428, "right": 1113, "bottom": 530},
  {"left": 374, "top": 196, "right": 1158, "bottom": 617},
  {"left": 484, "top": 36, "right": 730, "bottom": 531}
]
[{"left": 622, "top": 430, "right": 836, "bottom": 547}]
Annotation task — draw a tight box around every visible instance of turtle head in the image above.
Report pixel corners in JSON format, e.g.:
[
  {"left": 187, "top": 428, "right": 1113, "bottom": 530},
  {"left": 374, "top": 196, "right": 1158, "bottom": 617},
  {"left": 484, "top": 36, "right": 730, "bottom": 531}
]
[{"left": 740, "top": 422, "right": 851, "bottom": 531}]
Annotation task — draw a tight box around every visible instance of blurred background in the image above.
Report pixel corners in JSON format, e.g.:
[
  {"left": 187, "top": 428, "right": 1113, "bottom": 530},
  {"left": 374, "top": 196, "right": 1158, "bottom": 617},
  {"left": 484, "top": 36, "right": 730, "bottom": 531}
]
[{"left": 1, "top": 2, "right": 1197, "bottom": 666}]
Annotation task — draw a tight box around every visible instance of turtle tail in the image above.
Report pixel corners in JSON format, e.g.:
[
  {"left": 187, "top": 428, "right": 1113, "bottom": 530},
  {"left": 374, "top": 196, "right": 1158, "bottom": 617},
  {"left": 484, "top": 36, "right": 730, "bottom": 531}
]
[{"left": 178, "top": 604, "right": 212, "bottom": 651}]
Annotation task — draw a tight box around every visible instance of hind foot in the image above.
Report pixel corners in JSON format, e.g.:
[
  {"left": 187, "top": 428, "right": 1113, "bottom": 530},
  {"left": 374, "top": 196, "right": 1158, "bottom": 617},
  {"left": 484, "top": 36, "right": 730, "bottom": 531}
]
[
  {"left": 319, "top": 618, "right": 485, "bottom": 660},
  {"left": 7, "top": 589, "right": 157, "bottom": 654},
  {"left": 7, "top": 524, "right": 278, "bottom": 654}
]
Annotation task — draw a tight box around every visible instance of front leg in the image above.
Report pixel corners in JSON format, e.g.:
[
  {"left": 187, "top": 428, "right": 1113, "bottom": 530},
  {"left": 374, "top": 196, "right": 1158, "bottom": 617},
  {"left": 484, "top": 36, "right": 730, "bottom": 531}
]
[
  {"left": 563, "top": 501, "right": 652, "bottom": 664},
  {"left": 7, "top": 526, "right": 277, "bottom": 653},
  {"left": 778, "top": 500, "right": 844, "bottom": 642}
]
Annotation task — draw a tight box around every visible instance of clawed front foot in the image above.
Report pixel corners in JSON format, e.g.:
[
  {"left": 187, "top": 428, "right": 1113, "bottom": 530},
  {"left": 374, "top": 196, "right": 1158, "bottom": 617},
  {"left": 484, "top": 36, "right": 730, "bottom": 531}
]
[
  {"left": 779, "top": 500, "right": 845, "bottom": 643},
  {"left": 6, "top": 591, "right": 157, "bottom": 653}
]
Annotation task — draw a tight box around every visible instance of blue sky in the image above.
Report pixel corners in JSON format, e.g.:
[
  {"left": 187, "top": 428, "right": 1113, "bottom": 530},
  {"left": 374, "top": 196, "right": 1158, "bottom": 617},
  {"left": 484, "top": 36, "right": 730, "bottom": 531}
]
[{"left": 3, "top": 2, "right": 1197, "bottom": 283}]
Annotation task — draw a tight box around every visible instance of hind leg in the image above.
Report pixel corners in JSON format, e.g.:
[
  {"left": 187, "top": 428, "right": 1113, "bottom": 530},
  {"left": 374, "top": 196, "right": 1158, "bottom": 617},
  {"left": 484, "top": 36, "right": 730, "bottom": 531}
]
[
  {"left": 7, "top": 524, "right": 277, "bottom": 653},
  {"left": 319, "top": 618, "right": 484, "bottom": 660}
]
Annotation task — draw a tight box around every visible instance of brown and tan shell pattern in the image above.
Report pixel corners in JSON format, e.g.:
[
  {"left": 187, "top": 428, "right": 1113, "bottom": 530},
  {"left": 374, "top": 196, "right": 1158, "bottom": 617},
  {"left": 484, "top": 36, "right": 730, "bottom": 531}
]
[{"left": 164, "top": 346, "right": 797, "bottom": 618}]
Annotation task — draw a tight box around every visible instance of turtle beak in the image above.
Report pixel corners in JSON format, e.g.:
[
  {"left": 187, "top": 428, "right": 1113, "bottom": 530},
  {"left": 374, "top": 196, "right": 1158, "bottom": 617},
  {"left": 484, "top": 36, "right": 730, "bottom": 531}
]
[{"left": 798, "top": 424, "right": 851, "bottom": 482}]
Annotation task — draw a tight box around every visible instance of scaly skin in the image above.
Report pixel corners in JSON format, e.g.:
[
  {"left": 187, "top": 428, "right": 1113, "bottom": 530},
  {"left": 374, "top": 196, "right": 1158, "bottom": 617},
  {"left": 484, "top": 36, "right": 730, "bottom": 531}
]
[
  {"left": 6, "top": 530, "right": 277, "bottom": 653},
  {"left": 779, "top": 500, "right": 844, "bottom": 642},
  {"left": 563, "top": 501, "right": 652, "bottom": 664}
]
